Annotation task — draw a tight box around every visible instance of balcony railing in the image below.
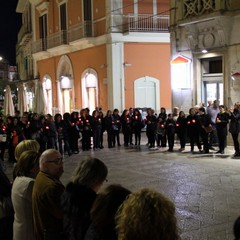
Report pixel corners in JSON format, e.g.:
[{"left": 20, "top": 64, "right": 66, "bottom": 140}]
[
  {"left": 122, "top": 14, "right": 169, "bottom": 33},
  {"left": 68, "top": 21, "right": 94, "bottom": 42},
  {"left": 47, "top": 30, "right": 68, "bottom": 49},
  {"left": 32, "top": 38, "right": 47, "bottom": 54},
  {"left": 17, "top": 24, "right": 32, "bottom": 45},
  {"left": 32, "top": 15, "right": 169, "bottom": 54}
]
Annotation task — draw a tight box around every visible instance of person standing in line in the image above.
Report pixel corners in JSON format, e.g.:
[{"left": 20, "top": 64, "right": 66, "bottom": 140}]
[
  {"left": 79, "top": 109, "right": 92, "bottom": 151},
  {"left": 104, "top": 110, "right": 114, "bottom": 148},
  {"left": 70, "top": 112, "right": 80, "bottom": 154},
  {"left": 198, "top": 107, "right": 212, "bottom": 154},
  {"left": 32, "top": 149, "right": 65, "bottom": 240},
  {"left": 175, "top": 111, "right": 187, "bottom": 151},
  {"left": 215, "top": 105, "right": 229, "bottom": 154},
  {"left": 131, "top": 109, "right": 144, "bottom": 146},
  {"left": 145, "top": 108, "right": 157, "bottom": 149},
  {"left": 12, "top": 150, "right": 40, "bottom": 240},
  {"left": 228, "top": 102, "right": 240, "bottom": 158},
  {"left": 55, "top": 113, "right": 65, "bottom": 155},
  {"left": 157, "top": 107, "right": 167, "bottom": 147},
  {"left": 98, "top": 110, "right": 105, "bottom": 149},
  {"left": 207, "top": 99, "right": 220, "bottom": 149},
  {"left": 165, "top": 113, "right": 176, "bottom": 152},
  {"left": 120, "top": 109, "right": 132, "bottom": 147},
  {"left": 112, "top": 109, "right": 121, "bottom": 147},
  {"left": 62, "top": 113, "right": 72, "bottom": 156},
  {"left": 186, "top": 108, "right": 201, "bottom": 153},
  {"left": 91, "top": 110, "right": 102, "bottom": 150},
  {"left": 61, "top": 157, "right": 108, "bottom": 240},
  {"left": 84, "top": 184, "right": 131, "bottom": 240},
  {"left": 128, "top": 107, "right": 134, "bottom": 145}
]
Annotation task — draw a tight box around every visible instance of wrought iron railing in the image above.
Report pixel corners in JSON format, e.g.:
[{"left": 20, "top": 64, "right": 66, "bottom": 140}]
[
  {"left": 32, "top": 15, "right": 169, "bottom": 53},
  {"left": 122, "top": 14, "right": 169, "bottom": 33},
  {"left": 32, "top": 38, "right": 47, "bottom": 53},
  {"left": 47, "top": 30, "right": 68, "bottom": 49},
  {"left": 68, "top": 21, "right": 94, "bottom": 42}
]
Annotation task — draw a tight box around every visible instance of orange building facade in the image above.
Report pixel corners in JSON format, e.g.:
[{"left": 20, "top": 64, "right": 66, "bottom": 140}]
[{"left": 16, "top": 0, "right": 171, "bottom": 115}]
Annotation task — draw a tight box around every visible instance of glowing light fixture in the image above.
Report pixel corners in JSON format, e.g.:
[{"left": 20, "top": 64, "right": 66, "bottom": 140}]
[
  {"left": 202, "top": 49, "right": 208, "bottom": 53},
  {"left": 231, "top": 72, "right": 240, "bottom": 81}
]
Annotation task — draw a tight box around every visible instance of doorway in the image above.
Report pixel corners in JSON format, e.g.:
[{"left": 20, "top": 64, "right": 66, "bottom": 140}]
[
  {"left": 134, "top": 76, "right": 160, "bottom": 111},
  {"left": 201, "top": 57, "right": 223, "bottom": 105}
]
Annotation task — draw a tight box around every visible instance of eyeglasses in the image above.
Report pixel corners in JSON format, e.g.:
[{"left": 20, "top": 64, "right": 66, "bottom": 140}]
[{"left": 45, "top": 157, "right": 63, "bottom": 165}]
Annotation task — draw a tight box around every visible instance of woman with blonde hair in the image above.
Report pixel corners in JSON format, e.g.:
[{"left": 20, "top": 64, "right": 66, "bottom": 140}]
[
  {"left": 15, "top": 139, "right": 40, "bottom": 162},
  {"left": 12, "top": 150, "right": 41, "bottom": 240},
  {"left": 13, "top": 140, "right": 40, "bottom": 180},
  {"left": 115, "top": 188, "right": 180, "bottom": 240}
]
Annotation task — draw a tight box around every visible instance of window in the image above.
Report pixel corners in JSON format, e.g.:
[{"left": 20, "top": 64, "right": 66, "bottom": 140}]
[{"left": 39, "top": 14, "right": 47, "bottom": 50}]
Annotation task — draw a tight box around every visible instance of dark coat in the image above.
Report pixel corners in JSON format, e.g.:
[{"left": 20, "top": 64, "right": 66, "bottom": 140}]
[
  {"left": 61, "top": 182, "right": 97, "bottom": 240},
  {"left": 32, "top": 171, "right": 65, "bottom": 240},
  {"left": 229, "top": 109, "right": 240, "bottom": 134},
  {"left": 216, "top": 111, "right": 229, "bottom": 136}
]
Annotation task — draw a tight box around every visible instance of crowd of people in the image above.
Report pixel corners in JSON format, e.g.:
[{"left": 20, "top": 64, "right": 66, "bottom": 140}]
[
  {"left": 0, "top": 99, "right": 239, "bottom": 164},
  {"left": 0, "top": 140, "right": 181, "bottom": 240},
  {"left": 0, "top": 100, "right": 233, "bottom": 155}
]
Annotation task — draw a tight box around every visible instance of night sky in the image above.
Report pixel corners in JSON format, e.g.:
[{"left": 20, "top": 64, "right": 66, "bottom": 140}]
[{"left": 0, "top": 0, "right": 22, "bottom": 65}]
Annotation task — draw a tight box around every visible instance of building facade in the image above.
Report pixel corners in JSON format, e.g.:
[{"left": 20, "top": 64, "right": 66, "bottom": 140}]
[
  {"left": 170, "top": 0, "right": 240, "bottom": 111},
  {"left": 16, "top": 0, "right": 171, "bottom": 115}
]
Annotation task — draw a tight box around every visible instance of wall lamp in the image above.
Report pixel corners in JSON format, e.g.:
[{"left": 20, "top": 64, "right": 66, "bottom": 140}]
[{"left": 123, "top": 62, "right": 132, "bottom": 67}]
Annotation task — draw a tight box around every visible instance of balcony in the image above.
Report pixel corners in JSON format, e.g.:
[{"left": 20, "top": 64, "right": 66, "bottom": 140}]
[
  {"left": 68, "top": 21, "right": 94, "bottom": 42},
  {"left": 47, "top": 30, "right": 68, "bottom": 49},
  {"left": 110, "top": 14, "right": 169, "bottom": 33},
  {"left": 32, "top": 14, "right": 169, "bottom": 54},
  {"left": 17, "top": 24, "right": 32, "bottom": 46},
  {"left": 32, "top": 38, "right": 47, "bottom": 54},
  {"left": 122, "top": 14, "right": 169, "bottom": 33}
]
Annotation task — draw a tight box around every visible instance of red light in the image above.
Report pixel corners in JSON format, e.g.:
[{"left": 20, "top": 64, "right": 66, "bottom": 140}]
[
  {"left": 187, "top": 121, "right": 190, "bottom": 124},
  {"left": 46, "top": 126, "right": 49, "bottom": 130},
  {"left": 176, "top": 123, "right": 179, "bottom": 127},
  {"left": 161, "top": 124, "right": 164, "bottom": 128},
  {"left": 192, "top": 119, "right": 196, "bottom": 123},
  {"left": 71, "top": 123, "right": 75, "bottom": 126},
  {"left": 135, "top": 116, "right": 138, "bottom": 120}
]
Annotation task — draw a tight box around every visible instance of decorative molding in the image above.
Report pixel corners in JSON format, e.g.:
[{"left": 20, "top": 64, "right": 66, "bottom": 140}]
[
  {"left": 55, "top": 0, "right": 68, "bottom": 5},
  {"left": 36, "top": 2, "right": 49, "bottom": 14}
]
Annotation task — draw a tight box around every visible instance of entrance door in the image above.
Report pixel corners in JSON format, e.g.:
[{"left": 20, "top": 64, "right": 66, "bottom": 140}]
[
  {"left": 134, "top": 77, "right": 159, "bottom": 110},
  {"left": 204, "top": 82, "right": 223, "bottom": 105}
]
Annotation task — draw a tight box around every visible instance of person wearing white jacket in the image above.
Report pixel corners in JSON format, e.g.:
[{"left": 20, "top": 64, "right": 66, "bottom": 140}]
[{"left": 11, "top": 150, "right": 40, "bottom": 240}]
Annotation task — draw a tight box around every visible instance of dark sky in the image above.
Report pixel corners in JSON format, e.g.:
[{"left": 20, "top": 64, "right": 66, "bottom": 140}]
[{"left": 0, "top": 0, "right": 22, "bottom": 65}]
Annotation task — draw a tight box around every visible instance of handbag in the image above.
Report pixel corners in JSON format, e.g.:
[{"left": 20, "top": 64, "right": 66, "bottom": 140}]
[{"left": 204, "top": 125, "right": 213, "bottom": 133}]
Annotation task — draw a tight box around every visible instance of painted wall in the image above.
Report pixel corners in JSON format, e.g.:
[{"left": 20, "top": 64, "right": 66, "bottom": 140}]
[
  {"left": 124, "top": 42, "right": 171, "bottom": 110},
  {"left": 37, "top": 45, "right": 108, "bottom": 111}
]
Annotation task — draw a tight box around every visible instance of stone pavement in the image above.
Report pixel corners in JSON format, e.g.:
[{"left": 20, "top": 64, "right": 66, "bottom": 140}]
[{"left": 4, "top": 135, "right": 240, "bottom": 240}]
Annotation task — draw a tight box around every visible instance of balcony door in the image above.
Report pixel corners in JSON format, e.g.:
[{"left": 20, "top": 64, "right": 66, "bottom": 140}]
[
  {"left": 39, "top": 14, "right": 47, "bottom": 50},
  {"left": 83, "top": 0, "right": 92, "bottom": 36},
  {"left": 60, "top": 3, "right": 67, "bottom": 44}
]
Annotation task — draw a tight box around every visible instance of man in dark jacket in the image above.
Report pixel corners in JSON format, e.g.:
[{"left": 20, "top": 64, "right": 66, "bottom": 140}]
[{"left": 32, "top": 149, "right": 65, "bottom": 240}]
